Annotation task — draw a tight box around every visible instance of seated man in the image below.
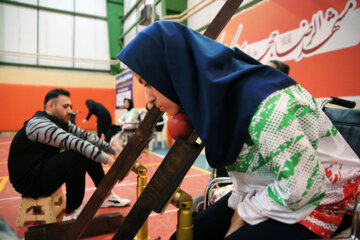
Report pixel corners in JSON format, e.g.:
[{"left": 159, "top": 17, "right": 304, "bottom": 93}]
[{"left": 8, "top": 88, "right": 130, "bottom": 220}]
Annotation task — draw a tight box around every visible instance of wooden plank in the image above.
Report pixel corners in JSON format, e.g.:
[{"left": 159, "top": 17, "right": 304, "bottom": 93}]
[
  {"left": 61, "top": 107, "right": 163, "bottom": 240},
  {"left": 25, "top": 212, "right": 124, "bottom": 240},
  {"left": 112, "top": 137, "right": 203, "bottom": 240},
  {"left": 203, "top": 0, "right": 243, "bottom": 39}
]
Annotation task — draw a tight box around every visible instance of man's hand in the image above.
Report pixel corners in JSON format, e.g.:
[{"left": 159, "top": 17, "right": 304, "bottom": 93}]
[
  {"left": 82, "top": 119, "right": 87, "bottom": 124},
  {"left": 106, "top": 156, "right": 115, "bottom": 166},
  {"left": 225, "top": 211, "right": 245, "bottom": 237},
  {"left": 114, "top": 149, "right": 121, "bottom": 159}
]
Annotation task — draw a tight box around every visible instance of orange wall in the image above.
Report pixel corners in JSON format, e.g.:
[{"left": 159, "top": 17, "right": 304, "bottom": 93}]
[
  {"left": 132, "top": 73, "right": 147, "bottom": 108},
  {"left": 0, "top": 68, "right": 115, "bottom": 132},
  {"left": 0, "top": 83, "right": 115, "bottom": 132}
]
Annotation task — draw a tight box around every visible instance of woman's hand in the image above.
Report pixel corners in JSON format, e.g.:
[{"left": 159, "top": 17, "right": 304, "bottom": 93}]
[
  {"left": 117, "top": 119, "right": 124, "bottom": 126},
  {"left": 82, "top": 119, "right": 87, "bottom": 124},
  {"left": 225, "top": 211, "right": 245, "bottom": 237}
]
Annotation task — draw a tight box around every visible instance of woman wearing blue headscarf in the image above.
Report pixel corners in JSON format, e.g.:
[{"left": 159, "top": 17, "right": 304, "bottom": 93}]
[{"left": 117, "top": 21, "right": 359, "bottom": 240}]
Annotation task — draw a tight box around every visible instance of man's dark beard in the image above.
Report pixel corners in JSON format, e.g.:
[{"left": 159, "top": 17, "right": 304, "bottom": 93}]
[{"left": 53, "top": 114, "right": 69, "bottom": 128}]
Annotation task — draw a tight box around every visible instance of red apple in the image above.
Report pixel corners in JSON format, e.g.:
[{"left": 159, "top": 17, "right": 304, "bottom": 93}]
[{"left": 167, "top": 112, "right": 194, "bottom": 140}]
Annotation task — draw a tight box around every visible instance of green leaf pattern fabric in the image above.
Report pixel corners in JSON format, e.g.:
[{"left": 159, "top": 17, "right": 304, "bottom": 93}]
[
  {"left": 225, "top": 84, "right": 360, "bottom": 238},
  {"left": 227, "top": 84, "right": 325, "bottom": 209}
]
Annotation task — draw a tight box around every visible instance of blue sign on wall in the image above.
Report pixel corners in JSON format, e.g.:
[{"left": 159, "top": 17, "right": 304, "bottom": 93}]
[{"left": 115, "top": 71, "right": 133, "bottom": 109}]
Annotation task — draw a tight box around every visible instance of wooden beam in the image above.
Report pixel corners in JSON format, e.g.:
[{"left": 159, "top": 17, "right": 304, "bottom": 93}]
[
  {"left": 25, "top": 212, "right": 124, "bottom": 240},
  {"left": 112, "top": 133, "right": 203, "bottom": 239},
  {"left": 203, "top": 0, "right": 243, "bottom": 39}
]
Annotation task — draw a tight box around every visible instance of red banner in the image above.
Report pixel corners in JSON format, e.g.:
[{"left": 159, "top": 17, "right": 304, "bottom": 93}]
[{"left": 219, "top": 0, "right": 360, "bottom": 98}]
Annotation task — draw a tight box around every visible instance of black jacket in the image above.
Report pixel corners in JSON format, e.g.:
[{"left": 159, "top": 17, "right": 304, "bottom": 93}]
[{"left": 8, "top": 111, "right": 62, "bottom": 194}]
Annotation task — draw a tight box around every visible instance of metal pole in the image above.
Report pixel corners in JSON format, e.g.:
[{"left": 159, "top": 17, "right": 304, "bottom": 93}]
[
  {"left": 134, "top": 164, "right": 150, "bottom": 240},
  {"left": 176, "top": 200, "right": 193, "bottom": 240},
  {"left": 170, "top": 189, "right": 194, "bottom": 240}
]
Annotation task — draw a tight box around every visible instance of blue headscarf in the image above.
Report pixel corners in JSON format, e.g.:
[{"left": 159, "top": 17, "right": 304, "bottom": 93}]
[{"left": 117, "top": 21, "right": 296, "bottom": 168}]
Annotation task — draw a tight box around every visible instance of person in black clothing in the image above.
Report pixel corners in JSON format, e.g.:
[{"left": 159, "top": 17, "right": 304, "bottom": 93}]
[
  {"left": 8, "top": 89, "right": 130, "bottom": 221},
  {"left": 267, "top": 60, "right": 290, "bottom": 75},
  {"left": 82, "top": 100, "right": 112, "bottom": 141}
]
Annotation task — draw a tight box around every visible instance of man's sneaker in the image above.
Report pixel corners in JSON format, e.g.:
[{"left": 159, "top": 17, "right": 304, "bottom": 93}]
[
  {"left": 62, "top": 206, "right": 82, "bottom": 221},
  {"left": 101, "top": 192, "right": 130, "bottom": 208}
]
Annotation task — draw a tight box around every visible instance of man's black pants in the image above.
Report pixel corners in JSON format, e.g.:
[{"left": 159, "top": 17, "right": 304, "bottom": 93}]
[{"left": 22, "top": 151, "right": 105, "bottom": 214}]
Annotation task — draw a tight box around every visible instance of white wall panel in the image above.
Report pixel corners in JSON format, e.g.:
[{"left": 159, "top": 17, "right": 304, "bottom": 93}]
[
  {"left": 187, "top": 0, "right": 225, "bottom": 30},
  {"left": 124, "top": 27, "right": 138, "bottom": 47},
  {"left": 0, "top": 4, "right": 21, "bottom": 63},
  {"left": 124, "top": 0, "right": 138, "bottom": 16},
  {"left": 18, "top": 6, "right": 37, "bottom": 64},
  {"left": 124, "top": 11, "right": 138, "bottom": 30},
  {"left": 76, "top": 0, "right": 106, "bottom": 17},
  {"left": 38, "top": 11, "right": 73, "bottom": 67},
  {"left": 10, "top": 0, "right": 37, "bottom": 5},
  {"left": 93, "top": 20, "right": 110, "bottom": 70},
  {"left": 39, "top": 0, "right": 74, "bottom": 12},
  {"left": 155, "top": 3, "right": 162, "bottom": 19},
  {"left": 0, "top": 0, "right": 112, "bottom": 70},
  {"left": 0, "top": 4, "right": 37, "bottom": 64},
  {"left": 74, "top": 17, "right": 110, "bottom": 70},
  {"left": 187, "top": 0, "right": 256, "bottom": 30}
]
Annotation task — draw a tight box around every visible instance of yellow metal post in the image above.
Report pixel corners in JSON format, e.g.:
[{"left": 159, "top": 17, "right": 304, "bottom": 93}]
[
  {"left": 133, "top": 163, "right": 150, "bottom": 240},
  {"left": 176, "top": 200, "right": 193, "bottom": 240},
  {"left": 170, "top": 189, "right": 193, "bottom": 240}
]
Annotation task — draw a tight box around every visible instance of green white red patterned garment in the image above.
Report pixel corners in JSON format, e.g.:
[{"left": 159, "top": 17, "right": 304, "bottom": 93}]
[{"left": 226, "top": 84, "right": 360, "bottom": 238}]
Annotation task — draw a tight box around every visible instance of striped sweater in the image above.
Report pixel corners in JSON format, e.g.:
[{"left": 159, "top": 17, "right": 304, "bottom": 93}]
[{"left": 8, "top": 111, "right": 116, "bottom": 191}]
